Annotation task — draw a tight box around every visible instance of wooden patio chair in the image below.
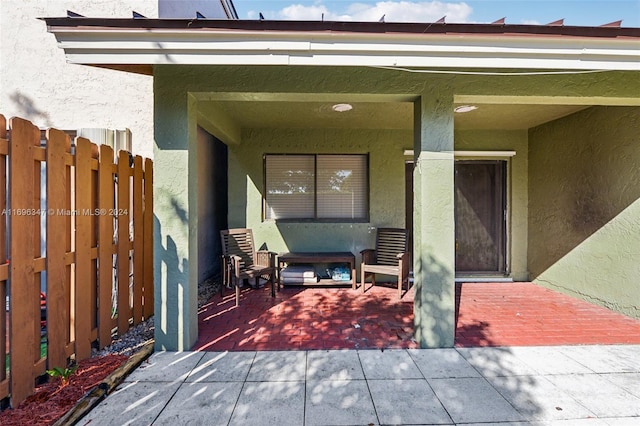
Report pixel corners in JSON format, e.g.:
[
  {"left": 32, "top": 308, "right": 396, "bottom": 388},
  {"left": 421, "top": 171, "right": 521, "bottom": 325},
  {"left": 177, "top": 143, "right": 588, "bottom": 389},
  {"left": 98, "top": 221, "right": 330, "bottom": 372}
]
[
  {"left": 220, "top": 228, "right": 277, "bottom": 306},
  {"left": 360, "top": 228, "right": 411, "bottom": 298}
]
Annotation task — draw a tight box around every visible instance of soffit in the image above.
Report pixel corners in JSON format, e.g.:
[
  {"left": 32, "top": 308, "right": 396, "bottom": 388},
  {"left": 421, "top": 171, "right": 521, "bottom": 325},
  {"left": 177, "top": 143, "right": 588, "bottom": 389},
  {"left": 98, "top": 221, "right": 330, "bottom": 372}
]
[{"left": 200, "top": 99, "right": 590, "bottom": 130}]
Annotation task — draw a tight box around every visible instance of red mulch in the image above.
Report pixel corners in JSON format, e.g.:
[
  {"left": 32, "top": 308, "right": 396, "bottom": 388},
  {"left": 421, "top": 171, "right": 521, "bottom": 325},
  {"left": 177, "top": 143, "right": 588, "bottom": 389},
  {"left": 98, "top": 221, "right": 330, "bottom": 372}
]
[{"left": 0, "top": 354, "right": 128, "bottom": 426}]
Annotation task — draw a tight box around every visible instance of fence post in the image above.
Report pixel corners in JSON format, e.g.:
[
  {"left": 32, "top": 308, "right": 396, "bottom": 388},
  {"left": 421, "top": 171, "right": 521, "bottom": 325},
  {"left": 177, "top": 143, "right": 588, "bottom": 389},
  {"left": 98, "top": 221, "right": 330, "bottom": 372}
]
[
  {"left": 45, "top": 128, "right": 73, "bottom": 369},
  {"left": 8, "top": 117, "right": 40, "bottom": 406}
]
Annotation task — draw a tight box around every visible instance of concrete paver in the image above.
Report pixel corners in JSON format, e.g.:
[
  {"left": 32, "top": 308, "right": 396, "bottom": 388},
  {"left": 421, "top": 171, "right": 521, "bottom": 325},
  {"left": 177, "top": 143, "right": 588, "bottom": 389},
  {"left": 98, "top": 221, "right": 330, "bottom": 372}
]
[
  {"left": 81, "top": 345, "right": 640, "bottom": 425},
  {"left": 79, "top": 381, "right": 181, "bottom": 426},
  {"left": 153, "top": 382, "right": 242, "bottom": 425},
  {"left": 229, "top": 381, "right": 305, "bottom": 426},
  {"left": 486, "top": 374, "right": 597, "bottom": 421},
  {"left": 185, "top": 351, "right": 256, "bottom": 383},
  {"left": 545, "top": 373, "right": 640, "bottom": 418},
  {"left": 368, "top": 378, "right": 452, "bottom": 425},
  {"left": 306, "top": 349, "right": 365, "bottom": 380},
  {"left": 305, "top": 379, "right": 377, "bottom": 426},
  {"left": 429, "top": 376, "right": 525, "bottom": 424},
  {"left": 408, "top": 347, "right": 481, "bottom": 378},
  {"left": 124, "top": 351, "right": 205, "bottom": 383},
  {"left": 358, "top": 349, "right": 423, "bottom": 379}
]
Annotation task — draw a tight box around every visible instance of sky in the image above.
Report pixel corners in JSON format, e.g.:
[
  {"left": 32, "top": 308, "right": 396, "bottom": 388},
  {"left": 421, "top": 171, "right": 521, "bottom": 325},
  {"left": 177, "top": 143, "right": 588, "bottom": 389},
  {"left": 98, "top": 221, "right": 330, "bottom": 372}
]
[{"left": 233, "top": 1, "right": 640, "bottom": 27}]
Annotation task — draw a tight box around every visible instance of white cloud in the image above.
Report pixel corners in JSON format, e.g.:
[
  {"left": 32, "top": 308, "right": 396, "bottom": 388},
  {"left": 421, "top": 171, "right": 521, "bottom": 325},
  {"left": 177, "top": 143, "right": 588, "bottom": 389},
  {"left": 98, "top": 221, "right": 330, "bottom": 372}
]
[
  {"left": 268, "top": 1, "right": 474, "bottom": 23},
  {"left": 280, "top": 4, "right": 335, "bottom": 20}
]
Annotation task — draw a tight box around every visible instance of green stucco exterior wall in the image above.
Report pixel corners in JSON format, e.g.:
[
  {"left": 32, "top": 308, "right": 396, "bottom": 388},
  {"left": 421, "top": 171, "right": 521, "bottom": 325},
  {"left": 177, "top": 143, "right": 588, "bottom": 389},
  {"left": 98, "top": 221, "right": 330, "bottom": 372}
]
[
  {"left": 229, "top": 127, "right": 410, "bottom": 258},
  {"left": 528, "top": 106, "right": 640, "bottom": 319}
]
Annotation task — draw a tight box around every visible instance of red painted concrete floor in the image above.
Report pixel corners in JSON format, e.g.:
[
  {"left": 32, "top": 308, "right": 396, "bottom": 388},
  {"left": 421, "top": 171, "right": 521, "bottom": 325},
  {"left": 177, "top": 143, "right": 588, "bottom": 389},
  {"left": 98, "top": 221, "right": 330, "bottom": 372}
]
[{"left": 193, "top": 282, "right": 640, "bottom": 351}]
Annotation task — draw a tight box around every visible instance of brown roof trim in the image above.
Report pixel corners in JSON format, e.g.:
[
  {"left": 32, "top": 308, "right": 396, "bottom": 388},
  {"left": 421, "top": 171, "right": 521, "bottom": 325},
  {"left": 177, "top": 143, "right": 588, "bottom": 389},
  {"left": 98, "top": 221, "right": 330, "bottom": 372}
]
[{"left": 41, "top": 18, "right": 640, "bottom": 38}]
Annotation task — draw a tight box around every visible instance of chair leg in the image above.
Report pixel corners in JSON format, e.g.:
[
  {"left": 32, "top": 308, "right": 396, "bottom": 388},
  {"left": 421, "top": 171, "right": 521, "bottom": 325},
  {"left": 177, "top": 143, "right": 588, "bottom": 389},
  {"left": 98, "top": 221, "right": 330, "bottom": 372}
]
[
  {"left": 235, "top": 282, "right": 240, "bottom": 307},
  {"left": 397, "top": 273, "right": 402, "bottom": 299},
  {"left": 361, "top": 268, "right": 365, "bottom": 293},
  {"left": 220, "top": 258, "right": 226, "bottom": 297},
  {"left": 270, "top": 274, "right": 276, "bottom": 298}
]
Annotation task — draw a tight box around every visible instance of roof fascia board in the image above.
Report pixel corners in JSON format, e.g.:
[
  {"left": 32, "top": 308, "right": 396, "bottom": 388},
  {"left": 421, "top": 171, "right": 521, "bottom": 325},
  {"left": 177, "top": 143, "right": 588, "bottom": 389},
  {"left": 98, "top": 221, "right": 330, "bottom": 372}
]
[{"left": 46, "top": 25, "right": 640, "bottom": 71}]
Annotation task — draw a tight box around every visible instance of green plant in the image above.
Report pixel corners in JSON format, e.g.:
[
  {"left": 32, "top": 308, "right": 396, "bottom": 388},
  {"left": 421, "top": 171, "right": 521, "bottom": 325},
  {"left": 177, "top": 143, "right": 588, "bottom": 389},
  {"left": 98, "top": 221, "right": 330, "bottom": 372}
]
[{"left": 46, "top": 365, "right": 77, "bottom": 386}]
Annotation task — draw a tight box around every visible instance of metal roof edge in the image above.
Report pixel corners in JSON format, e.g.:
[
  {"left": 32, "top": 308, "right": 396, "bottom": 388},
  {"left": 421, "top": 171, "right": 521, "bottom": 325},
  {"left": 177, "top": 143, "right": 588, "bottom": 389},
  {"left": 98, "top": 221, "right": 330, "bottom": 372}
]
[{"left": 40, "top": 18, "right": 640, "bottom": 38}]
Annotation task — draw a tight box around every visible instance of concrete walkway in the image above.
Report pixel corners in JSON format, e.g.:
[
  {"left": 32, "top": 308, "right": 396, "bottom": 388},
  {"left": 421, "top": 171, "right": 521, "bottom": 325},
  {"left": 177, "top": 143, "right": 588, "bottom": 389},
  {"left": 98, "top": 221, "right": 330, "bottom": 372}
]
[{"left": 79, "top": 345, "right": 640, "bottom": 425}]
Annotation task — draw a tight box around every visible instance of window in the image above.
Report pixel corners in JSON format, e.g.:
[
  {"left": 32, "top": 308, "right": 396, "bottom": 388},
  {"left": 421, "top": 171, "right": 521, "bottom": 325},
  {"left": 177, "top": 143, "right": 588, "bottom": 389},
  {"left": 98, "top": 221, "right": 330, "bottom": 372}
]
[{"left": 264, "top": 154, "right": 368, "bottom": 221}]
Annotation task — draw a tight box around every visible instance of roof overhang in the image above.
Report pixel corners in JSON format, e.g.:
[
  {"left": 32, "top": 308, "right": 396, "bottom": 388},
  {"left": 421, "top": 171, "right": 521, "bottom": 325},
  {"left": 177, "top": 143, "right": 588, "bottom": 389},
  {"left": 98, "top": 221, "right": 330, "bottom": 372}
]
[{"left": 42, "top": 19, "right": 640, "bottom": 73}]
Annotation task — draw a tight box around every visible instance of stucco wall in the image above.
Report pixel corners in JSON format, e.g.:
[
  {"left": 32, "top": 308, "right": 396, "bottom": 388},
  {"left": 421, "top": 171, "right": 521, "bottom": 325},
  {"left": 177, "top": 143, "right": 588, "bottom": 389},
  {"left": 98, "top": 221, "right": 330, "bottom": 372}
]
[
  {"left": 229, "top": 128, "right": 411, "bottom": 263},
  {"left": 455, "top": 130, "right": 529, "bottom": 280},
  {"left": 0, "top": 0, "right": 156, "bottom": 157},
  {"left": 0, "top": 1, "right": 230, "bottom": 158},
  {"left": 528, "top": 106, "right": 640, "bottom": 319}
]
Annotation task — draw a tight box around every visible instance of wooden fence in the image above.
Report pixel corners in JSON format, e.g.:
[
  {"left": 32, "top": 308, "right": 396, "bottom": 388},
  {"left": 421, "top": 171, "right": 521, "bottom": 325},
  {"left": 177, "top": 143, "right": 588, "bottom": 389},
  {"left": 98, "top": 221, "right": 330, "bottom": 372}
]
[{"left": 0, "top": 115, "right": 153, "bottom": 406}]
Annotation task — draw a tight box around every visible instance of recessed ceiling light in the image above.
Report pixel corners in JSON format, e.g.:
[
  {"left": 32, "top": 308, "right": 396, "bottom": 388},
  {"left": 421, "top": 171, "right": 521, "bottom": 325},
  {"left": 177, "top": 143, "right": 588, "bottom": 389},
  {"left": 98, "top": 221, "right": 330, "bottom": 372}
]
[
  {"left": 454, "top": 105, "right": 478, "bottom": 113},
  {"left": 332, "top": 103, "right": 353, "bottom": 112}
]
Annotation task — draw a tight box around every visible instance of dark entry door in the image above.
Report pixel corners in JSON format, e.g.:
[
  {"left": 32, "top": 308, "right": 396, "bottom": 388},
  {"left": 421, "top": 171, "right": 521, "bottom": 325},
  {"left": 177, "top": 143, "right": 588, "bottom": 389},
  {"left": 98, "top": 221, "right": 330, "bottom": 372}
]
[{"left": 454, "top": 161, "right": 506, "bottom": 273}]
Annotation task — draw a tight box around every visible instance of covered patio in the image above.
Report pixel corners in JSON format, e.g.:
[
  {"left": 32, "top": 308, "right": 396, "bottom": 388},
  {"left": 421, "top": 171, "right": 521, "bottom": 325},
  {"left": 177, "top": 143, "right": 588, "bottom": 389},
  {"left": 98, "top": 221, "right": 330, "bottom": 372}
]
[
  {"left": 43, "top": 17, "right": 640, "bottom": 352},
  {"left": 193, "top": 282, "right": 640, "bottom": 351}
]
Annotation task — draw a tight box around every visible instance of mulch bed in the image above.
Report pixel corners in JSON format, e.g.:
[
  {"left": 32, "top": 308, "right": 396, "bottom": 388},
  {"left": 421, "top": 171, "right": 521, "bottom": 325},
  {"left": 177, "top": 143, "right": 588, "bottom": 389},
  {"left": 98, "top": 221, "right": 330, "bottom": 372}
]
[{"left": 0, "top": 354, "right": 128, "bottom": 426}]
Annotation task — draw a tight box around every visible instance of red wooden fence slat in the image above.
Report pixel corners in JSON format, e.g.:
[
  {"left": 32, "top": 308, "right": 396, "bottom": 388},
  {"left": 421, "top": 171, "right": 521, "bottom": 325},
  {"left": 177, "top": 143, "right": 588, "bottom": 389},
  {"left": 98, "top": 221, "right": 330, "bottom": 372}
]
[
  {"left": 74, "top": 137, "right": 95, "bottom": 361},
  {"left": 33, "top": 142, "right": 45, "bottom": 375},
  {"left": 98, "top": 144, "right": 115, "bottom": 349},
  {"left": 117, "top": 150, "right": 131, "bottom": 334},
  {"left": 143, "top": 158, "right": 154, "bottom": 319},
  {"left": 132, "top": 156, "right": 144, "bottom": 325},
  {"left": 45, "top": 128, "right": 73, "bottom": 369},
  {"left": 90, "top": 145, "right": 100, "bottom": 346},
  {"left": 8, "top": 117, "right": 40, "bottom": 405},
  {"left": 0, "top": 115, "right": 8, "bottom": 400}
]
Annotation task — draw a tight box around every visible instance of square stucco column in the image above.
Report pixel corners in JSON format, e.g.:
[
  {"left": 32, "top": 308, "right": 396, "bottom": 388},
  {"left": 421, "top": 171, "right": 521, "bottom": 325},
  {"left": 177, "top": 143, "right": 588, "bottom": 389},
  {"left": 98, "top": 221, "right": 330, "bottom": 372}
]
[
  {"left": 413, "top": 89, "right": 456, "bottom": 348},
  {"left": 153, "top": 91, "right": 199, "bottom": 351}
]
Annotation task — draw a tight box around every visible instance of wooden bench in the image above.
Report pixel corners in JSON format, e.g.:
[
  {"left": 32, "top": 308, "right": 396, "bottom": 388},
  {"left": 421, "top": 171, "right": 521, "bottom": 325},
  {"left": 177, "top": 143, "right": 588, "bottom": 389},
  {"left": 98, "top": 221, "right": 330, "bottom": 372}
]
[{"left": 277, "top": 252, "right": 356, "bottom": 289}]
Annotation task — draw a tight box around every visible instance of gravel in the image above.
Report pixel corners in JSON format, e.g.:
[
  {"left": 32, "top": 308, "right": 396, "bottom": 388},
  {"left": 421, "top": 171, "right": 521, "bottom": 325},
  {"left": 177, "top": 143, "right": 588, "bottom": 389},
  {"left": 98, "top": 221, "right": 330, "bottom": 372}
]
[
  {"left": 92, "top": 276, "right": 221, "bottom": 358},
  {"left": 92, "top": 317, "right": 155, "bottom": 358}
]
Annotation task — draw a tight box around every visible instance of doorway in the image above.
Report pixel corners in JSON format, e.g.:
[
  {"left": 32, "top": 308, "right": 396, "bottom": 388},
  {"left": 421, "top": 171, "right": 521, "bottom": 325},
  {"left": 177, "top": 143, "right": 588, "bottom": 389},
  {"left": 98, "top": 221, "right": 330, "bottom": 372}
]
[
  {"left": 405, "top": 159, "right": 508, "bottom": 275},
  {"left": 454, "top": 160, "right": 507, "bottom": 274}
]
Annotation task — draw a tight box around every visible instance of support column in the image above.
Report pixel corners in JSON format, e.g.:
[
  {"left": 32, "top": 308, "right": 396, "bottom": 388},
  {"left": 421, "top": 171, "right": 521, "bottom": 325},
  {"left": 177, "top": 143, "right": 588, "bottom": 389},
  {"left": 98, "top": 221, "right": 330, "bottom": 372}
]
[
  {"left": 413, "top": 88, "right": 456, "bottom": 348},
  {"left": 152, "top": 83, "right": 199, "bottom": 351}
]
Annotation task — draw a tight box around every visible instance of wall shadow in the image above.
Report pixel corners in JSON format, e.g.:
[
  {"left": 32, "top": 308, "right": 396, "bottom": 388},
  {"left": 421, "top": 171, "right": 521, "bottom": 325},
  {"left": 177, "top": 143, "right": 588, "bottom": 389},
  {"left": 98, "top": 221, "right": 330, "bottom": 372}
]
[
  {"left": 154, "top": 214, "right": 189, "bottom": 350},
  {"left": 529, "top": 107, "right": 640, "bottom": 278},
  {"left": 9, "top": 91, "right": 52, "bottom": 127}
]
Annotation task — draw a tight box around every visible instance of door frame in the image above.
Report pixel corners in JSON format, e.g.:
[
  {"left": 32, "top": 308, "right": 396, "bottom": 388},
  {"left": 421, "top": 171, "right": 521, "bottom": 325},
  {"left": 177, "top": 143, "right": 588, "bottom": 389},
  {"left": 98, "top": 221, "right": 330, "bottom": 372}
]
[
  {"left": 405, "top": 152, "right": 513, "bottom": 277},
  {"left": 454, "top": 159, "right": 508, "bottom": 274}
]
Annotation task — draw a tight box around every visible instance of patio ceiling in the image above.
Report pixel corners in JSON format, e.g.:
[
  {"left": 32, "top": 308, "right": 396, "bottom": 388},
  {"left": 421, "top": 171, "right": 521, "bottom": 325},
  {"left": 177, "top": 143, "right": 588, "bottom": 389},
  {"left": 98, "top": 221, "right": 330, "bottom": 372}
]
[{"left": 198, "top": 99, "right": 589, "bottom": 130}]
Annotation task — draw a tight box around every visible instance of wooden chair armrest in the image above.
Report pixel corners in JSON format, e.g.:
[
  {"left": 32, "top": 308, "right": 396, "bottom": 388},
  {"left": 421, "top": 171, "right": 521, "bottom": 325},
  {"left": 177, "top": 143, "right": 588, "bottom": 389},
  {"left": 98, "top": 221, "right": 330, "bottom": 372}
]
[
  {"left": 360, "top": 249, "right": 376, "bottom": 264},
  {"left": 396, "top": 252, "right": 410, "bottom": 261},
  {"left": 229, "top": 254, "right": 243, "bottom": 275},
  {"left": 398, "top": 252, "right": 410, "bottom": 277}
]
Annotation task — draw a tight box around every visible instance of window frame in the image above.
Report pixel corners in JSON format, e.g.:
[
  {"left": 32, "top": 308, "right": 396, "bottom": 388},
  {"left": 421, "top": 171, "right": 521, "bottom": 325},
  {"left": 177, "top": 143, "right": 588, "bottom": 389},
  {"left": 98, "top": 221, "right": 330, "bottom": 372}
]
[{"left": 263, "top": 153, "right": 370, "bottom": 223}]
